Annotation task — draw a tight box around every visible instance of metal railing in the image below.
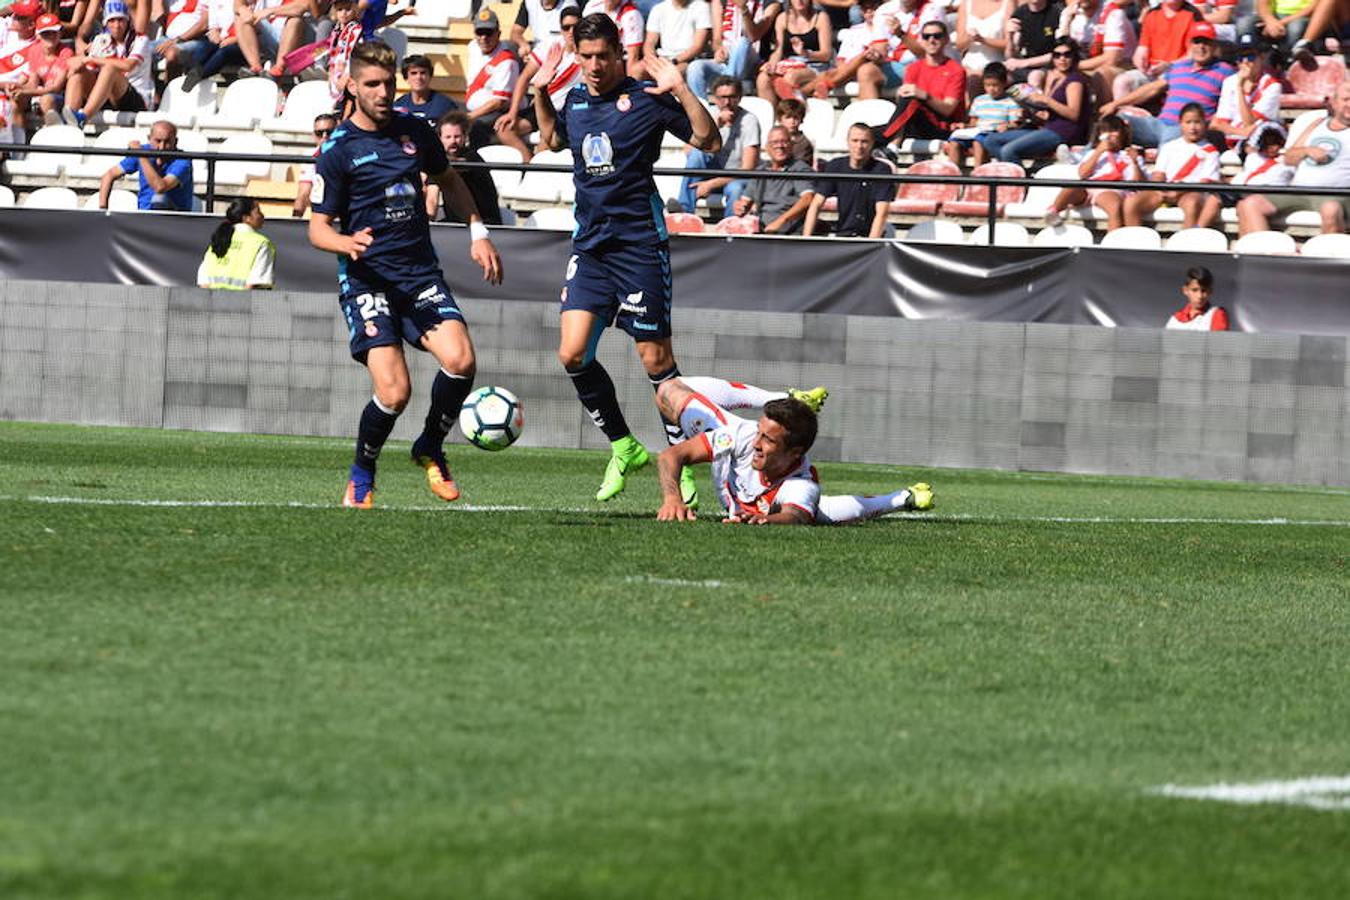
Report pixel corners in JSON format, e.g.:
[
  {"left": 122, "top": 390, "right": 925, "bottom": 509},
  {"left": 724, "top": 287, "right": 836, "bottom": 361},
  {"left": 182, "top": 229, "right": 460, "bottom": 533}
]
[{"left": 4, "top": 141, "right": 1348, "bottom": 244}]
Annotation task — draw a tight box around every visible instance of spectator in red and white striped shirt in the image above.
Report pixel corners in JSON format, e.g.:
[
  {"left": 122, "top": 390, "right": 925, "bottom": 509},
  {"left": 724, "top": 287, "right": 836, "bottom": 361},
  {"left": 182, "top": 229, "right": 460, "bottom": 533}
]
[
  {"left": 1165, "top": 266, "right": 1229, "bottom": 331},
  {"left": 1045, "top": 114, "right": 1143, "bottom": 231},
  {"left": 497, "top": 3, "right": 582, "bottom": 160},
  {"left": 1211, "top": 34, "right": 1282, "bottom": 150},
  {"left": 466, "top": 8, "right": 522, "bottom": 148},
  {"left": 1125, "top": 101, "right": 1222, "bottom": 228}
]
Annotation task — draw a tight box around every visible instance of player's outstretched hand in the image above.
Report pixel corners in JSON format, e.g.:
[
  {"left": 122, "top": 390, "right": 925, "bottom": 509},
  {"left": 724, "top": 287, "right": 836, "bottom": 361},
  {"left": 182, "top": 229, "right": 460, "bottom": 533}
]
[
  {"left": 346, "top": 227, "right": 374, "bottom": 260},
  {"left": 657, "top": 497, "right": 697, "bottom": 521},
  {"left": 722, "top": 513, "right": 770, "bottom": 525},
  {"left": 471, "top": 237, "right": 504, "bottom": 284},
  {"left": 643, "top": 56, "right": 685, "bottom": 96},
  {"left": 531, "top": 41, "right": 564, "bottom": 89}
]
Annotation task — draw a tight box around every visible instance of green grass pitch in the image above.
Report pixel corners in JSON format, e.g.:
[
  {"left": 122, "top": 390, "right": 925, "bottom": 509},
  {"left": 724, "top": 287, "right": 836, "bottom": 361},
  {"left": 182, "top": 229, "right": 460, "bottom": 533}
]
[{"left": 2, "top": 421, "right": 1348, "bottom": 899}]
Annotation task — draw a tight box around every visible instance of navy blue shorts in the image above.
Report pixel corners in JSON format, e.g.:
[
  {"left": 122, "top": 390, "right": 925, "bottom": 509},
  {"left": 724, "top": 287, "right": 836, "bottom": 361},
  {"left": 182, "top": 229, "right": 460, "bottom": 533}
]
[
  {"left": 561, "top": 241, "right": 672, "bottom": 340},
  {"left": 338, "top": 270, "right": 464, "bottom": 362}
]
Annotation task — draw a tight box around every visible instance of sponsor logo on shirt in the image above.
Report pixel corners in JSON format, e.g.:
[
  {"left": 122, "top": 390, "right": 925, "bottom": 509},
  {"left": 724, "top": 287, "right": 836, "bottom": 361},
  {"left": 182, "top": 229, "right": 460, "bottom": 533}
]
[
  {"left": 1308, "top": 136, "right": 1340, "bottom": 166},
  {"left": 619, "top": 291, "right": 645, "bottom": 314},
  {"left": 582, "top": 132, "right": 614, "bottom": 177},
  {"left": 712, "top": 431, "right": 734, "bottom": 454},
  {"left": 352, "top": 152, "right": 379, "bottom": 167},
  {"left": 383, "top": 180, "right": 417, "bottom": 221}
]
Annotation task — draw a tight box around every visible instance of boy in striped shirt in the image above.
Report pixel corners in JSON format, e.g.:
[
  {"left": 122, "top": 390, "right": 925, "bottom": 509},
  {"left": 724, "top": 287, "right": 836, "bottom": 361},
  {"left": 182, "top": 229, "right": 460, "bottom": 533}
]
[{"left": 943, "top": 61, "right": 1022, "bottom": 167}]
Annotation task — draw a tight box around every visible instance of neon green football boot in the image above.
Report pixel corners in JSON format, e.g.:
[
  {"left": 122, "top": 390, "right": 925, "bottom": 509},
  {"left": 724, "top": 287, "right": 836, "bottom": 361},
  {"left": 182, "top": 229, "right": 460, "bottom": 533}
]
[
  {"left": 679, "top": 466, "right": 699, "bottom": 510},
  {"left": 905, "top": 483, "right": 935, "bottom": 511},
  {"left": 789, "top": 386, "right": 829, "bottom": 414},
  {"left": 596, "top": 435, "right": 650, "bottom": 501}
]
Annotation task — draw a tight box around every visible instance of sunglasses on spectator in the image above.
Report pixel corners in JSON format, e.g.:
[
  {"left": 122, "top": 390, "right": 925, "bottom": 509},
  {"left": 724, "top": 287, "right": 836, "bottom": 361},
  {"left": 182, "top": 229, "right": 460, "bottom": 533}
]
[
  {"left": 315, "top": 128, "right": 334, "bottom": 136},
  {"left": 560, "top": 23, "right": 575, "bottom": 30},
  {"left": 1051, "top": 50, "right": 1075, "bottom": 58},
  {"left": 920, "top": 32, "right": 945, "bottom": 40}
]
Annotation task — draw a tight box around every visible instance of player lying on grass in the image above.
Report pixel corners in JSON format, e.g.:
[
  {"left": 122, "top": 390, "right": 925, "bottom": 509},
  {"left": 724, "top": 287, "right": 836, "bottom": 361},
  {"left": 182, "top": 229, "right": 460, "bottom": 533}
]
[{"left": 653, "top": 377, "right": 935, "bottom": 525}]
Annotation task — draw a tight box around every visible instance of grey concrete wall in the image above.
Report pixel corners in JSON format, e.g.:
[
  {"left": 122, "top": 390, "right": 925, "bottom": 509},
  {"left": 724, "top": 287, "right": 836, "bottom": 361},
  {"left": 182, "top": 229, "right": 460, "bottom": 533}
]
[{"left": 1, "top": 281, "right": 1346, "bottom": 486}]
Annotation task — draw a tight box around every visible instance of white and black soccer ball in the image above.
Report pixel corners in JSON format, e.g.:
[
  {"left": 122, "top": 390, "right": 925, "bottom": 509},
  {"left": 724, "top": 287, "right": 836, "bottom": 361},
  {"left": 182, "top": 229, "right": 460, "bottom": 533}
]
[{"left": 459, "top": 386, "right": 524, "bottom": 451}]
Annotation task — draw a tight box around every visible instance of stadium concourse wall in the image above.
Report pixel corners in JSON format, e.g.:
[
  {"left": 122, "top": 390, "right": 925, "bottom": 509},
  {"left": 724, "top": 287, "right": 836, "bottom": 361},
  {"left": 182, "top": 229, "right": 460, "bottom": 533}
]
[{"left": 2, "top": 279, "right": 1347, "bottom": 487}]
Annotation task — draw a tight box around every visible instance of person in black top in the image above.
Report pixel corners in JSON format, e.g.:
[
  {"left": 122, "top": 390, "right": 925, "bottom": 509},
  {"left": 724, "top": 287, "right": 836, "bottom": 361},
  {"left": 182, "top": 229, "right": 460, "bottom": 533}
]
[
  {"left": 426, "top": 111, "right": 503, "bottom": 225},
  {"left": 801, "top": 122, "right": 894, "bottom": 237},
  {"left": 309, "top": 41, "right": 504, "bottom": 509},
  {"left": 394, "top": 54, "right": 460, "bottom": 121},
  {"left": 1004, "top": 0, "right": 1065, "bottom": 84}
]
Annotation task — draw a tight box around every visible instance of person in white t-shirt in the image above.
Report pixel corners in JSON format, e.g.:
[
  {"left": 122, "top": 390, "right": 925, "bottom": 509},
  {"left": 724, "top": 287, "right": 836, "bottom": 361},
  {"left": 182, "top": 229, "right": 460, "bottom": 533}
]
[
  {"left": 653, "top": 375, "right": 935, "bottom": 525},
  {"left": 1211, "top": 35, "right": 1282, "bottom": 151},
  {"left": 583, "top": 0, "right": 647, "bottom": 77},
  {"left": 61, "top": 1, "right": 152, "bottom": 127},
  {"left": 512, "top": 0, "right": 571, "bottom": 55},
  {"left": 1125, "top": 101, "right": 1222, "bottom": 228},
  {"left": 643, "top": 0, "right": 711, "bottom": 76},
  {"left": 498, "top": 3, "right": 582, "bottom": 160}
]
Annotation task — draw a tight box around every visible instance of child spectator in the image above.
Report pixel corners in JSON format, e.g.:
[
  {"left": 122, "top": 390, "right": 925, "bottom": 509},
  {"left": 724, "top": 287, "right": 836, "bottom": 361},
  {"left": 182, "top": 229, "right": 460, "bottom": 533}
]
[
  {"left": 1229, "top": 124, "right": 1294, "bottom": 189},
  {"left": 1125, "top": 101, "right": 1222, "bottom": 228},
  {"left": 943, "top": 61, "right": 1022, "bottom": 167},
  {"left": 1212, "top": 34, "right": 1282, "bottom": 151},
  {"left": 1045, "top": 113, "right": 1141, "bottom": 230},
  {"left": 774, "top": 97, "right": 814, "bottom": 164},
  {"left": 327, "top": 0, "right": 362, "bottom": 107},
  {"left": 1165, "top": 266, "right": 1229, "bottom": 331}
]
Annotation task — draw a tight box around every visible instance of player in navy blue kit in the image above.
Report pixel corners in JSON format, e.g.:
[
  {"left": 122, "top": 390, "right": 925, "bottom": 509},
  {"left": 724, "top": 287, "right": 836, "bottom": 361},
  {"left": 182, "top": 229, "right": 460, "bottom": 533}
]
[
  {"left": 308, "top": 41, "right": 505, "bottom": 508},
  {"left": 532, "top": 14, "right": 721, "bottom": 504}
]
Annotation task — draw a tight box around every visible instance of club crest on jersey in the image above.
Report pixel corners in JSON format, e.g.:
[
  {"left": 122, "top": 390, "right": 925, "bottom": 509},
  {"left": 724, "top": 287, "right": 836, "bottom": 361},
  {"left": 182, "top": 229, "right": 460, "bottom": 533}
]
[
  {"left": 364, "top": 321, "right": 379, "bottom": 337},
  {"left": 399, "top": 135, "right": 417, "bottom": 155},
  {"left": 616, "top": 93, "right": 631, "bottom": 112},
  {"left": 582, "top": 132, "right": 614, "bottom": 177},
  {"left": 712, "top": 431, "right": 734, "bottom": 454}
]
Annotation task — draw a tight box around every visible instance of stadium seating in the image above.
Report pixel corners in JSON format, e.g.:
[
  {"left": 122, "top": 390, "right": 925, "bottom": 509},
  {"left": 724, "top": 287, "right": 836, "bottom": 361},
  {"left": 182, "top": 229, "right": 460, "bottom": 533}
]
[
  {"left": 137, "top": 75, "right": 217, "bottom": 128},
  {"left": 665, "top": 212, "right": 706, "bottom": 234},
  {"left": 198, "top": 78, "right": 280, "bottom": 130},
  {"left": 1033, "top": 223, "right": 1095, "bottom": 247},
  {"left": 174, "top": 128, "right": 211, "bottom": 186},
  {"left": 1300, "top": 233, "right": 1350, "bottom": 258},
  {"left": 414, "top": 0, "right": 471, "bottom": 25},
  {"left": 67, "top": 127, "right": 146, "bottom": 179},
  {"left": 890, "top": 159, "right": 960, "bottom": 215},
  {"left": 524, "top": 207, "right": 577, "bottom": 230},
  {"left": 714, "top": 215, "right": 760, "bottom": 235},
  {"left": 942, "top": 162, "right": 1027, "bottom": 217},
  {"left": 905, "top": 219, "right": 965, "bottom": 243},
  {"left": 653, "top": 152, "right": 686, "bottom": 207},
  {"left": 502, "top": 149, "right": 574, "bottom": 204},
  {"left": 22, "top": 186, "right": 80, "bottom": 209},
  {"left": 801, "top": 98, "right": 836, "bottom": 148},
  {"left": 476, "top": 144, "right": 525, "bottom": 195},
  {"left": 263, "top": 81, "right": 338, "bottom": 134},
  {"left": 1100, "top": 226, "right": 1163, "bottom": 250},
  {"left": 968, "top": 222, "right": 1030, "bottom": 247},
  {"left": 1282, "top": 56, "right": 1346, "bottom": 109},
  {"left": 0, "top": 184, "right": 15, "bottom": 207},
  {"left": 6, "top": 125, "right": 85, "bottom": 178},
  {"left": 1165, "top": 227, "right": 1229, "bottom": 252},
  {"left": 82, "top": 189, "right": 138, "bottom": 211},
  {"left": 1232, "top": 230, "right": 1298, "bottom": 255},
  {"left": 1004, "top": 164, "right": 1077, "bottom": 222},
  {"left": 212, "top": 134, "right": 275, "bottom": 185},
  {"left": 817, "top": 99, "right": 895, "bottom": 154},
  {"left": 738, "top": 96, "right": 775, "bottom": 140}
]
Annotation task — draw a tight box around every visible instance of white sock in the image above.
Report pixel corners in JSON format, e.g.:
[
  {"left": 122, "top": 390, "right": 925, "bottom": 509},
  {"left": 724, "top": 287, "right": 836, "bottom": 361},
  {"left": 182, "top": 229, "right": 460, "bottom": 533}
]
[
  {"left": 815, "top": 489, "right": 912, "bottom": 525},
  {"left": 680, "top": 376, "right": 786, "bottom": 410}
]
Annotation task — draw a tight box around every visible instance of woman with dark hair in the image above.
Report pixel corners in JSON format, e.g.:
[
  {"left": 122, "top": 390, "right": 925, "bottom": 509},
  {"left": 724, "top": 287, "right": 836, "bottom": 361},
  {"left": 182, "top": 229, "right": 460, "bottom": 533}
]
[
  {"left": 979, "top": 36, "right": 1091, "bottom": 162},
  {"left": 197, "top": 198, "right": 276, "bottom": 291}
]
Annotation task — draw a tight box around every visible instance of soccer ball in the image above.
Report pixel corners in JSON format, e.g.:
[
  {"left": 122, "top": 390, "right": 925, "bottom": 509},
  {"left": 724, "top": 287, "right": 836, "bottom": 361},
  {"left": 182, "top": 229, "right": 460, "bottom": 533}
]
[{"left": 458, "top": 386, "right": 524, "bottom": 451}]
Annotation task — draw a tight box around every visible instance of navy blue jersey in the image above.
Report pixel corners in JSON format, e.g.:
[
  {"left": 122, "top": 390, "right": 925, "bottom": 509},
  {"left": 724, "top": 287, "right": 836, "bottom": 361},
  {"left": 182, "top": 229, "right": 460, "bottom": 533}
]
[
  {"left": 312, "top": 112, "right": 450, "bottom": 284},
  {"left": 554, "top": 78, "right": 694, "bottom": 250}
]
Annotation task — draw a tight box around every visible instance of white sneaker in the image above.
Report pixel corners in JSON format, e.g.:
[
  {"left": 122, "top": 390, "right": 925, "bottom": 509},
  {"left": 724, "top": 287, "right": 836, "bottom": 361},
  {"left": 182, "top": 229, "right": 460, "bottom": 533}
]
[{"left": 1045, "top": 207, "right": 1064, "bottom": 226}]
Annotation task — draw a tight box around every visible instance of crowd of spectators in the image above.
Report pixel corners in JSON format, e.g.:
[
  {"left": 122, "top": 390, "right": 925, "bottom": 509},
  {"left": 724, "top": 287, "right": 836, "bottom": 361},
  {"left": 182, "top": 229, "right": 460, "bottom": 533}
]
[{"left": 0, "top": 0, "right": 1346, "bottom": 237}]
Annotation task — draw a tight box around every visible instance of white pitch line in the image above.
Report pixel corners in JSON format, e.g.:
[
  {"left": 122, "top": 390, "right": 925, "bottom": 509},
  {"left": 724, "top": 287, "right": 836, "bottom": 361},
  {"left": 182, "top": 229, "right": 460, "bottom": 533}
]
[
  {"left": 1151, "top": 776, "right": 1350, "bottom": 811},
  {"left": 4, "top": 494, "right": 1350, "bottom": 527},
  {"left": 624, "top": 575, "right": 727, "bottom": 589}
]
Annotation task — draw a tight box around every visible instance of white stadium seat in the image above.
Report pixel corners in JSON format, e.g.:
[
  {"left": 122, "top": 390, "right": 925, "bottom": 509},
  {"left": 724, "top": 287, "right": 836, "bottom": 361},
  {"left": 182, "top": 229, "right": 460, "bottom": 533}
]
[
  {"left": 215, "top": 133, "right": 274, "bottom": 185},
  {"left": 801, "top": 98, "right": 835, "bottom": 148},
  {"left": 137, "top": 75, "right": 217, "bottom": 128},
  {"left": 1033, "top": 224, "right": 1095, "bottom": 247},
  {"left": 968, "top": 222, "right": 1030, "bottom": 247},
  {"left": 82, "top": 189, "right": 138, "bottom": 211},
  {"left": 264, "top": 81, "right": 339, "bottom": 134},
  {"left": 906, "top": 219, "right": 965, "bottom": 243},
  {"left": 1232, "top": 230, "right": 1298, "bottom": 255},
  {"left": 175, "top": 128, "right": 211, "bottom": 186},
  {"left": 0, "top": 184, "right": 15, "bottom": 207},
  {"left": 67, "top": 127, "right": 147, "bottom": 179},
  {"left": 6, "top": 124, "right": 85, "bottom": 177},
  {"left": 816, "top": 99, "right": 894, "bottom": 154},
  {"left": 738, "top": 96, "right": 775, "bottom": 141},
  {"left": 476, "top": 144, "right": 525, "bottom": 195},
  {"left": 654, "top": 151, "right": 687, "bottom": 206},
  {"left": 1099, "top": 226, "right": 1163, "bottom": 250},
  {"left": 1004, "top": 164, "right": 1078, "bottom": 221},
  {"left": 525, "top": 207, "right": 577, "bottom": 231},
  {"left": 1164, "top": 227, "right": 1229, "bottom": 252},
  {"left": 197, "top": 77, "right": 280, "bottom": 130},
  {"left": 22, "top": 186, "right": 80, "bottom": 209},
  {"left": 501, "top": 150, "right": 574, "bottom": 204},
  {"left": 413, "top": 0, "right": 469, "bottom": 25},
  {"left": 1300, "top": 233, "right": 1350, "bottom": 258}
]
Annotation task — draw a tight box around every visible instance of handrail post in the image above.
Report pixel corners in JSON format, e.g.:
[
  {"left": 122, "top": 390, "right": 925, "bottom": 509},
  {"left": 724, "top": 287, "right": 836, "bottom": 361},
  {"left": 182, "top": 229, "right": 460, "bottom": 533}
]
[
  {"left": 206, "top": 158, "right": 216, "bottom": 213},
  {"left": 986, "top": 175, "right": 997, "bottom": 246}
]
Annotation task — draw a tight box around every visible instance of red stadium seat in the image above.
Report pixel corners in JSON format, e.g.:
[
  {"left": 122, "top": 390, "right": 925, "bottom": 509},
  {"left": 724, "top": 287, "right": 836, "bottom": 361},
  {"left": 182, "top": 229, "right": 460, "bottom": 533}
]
[
  {"left": 889, "top": 159, "right": 961, "bottom": 216},
  {"left": 665, "top": 212, "right": 706, "bottom": 234},
  {"left": 714, "top": 215, "right": 761, "bottom": 235},
  {"left": 942, "top": 162, "right": 1027, "bottom": 217},
  {"left": 1282, "top": 56, "right": 1347, "bottom": 110}
]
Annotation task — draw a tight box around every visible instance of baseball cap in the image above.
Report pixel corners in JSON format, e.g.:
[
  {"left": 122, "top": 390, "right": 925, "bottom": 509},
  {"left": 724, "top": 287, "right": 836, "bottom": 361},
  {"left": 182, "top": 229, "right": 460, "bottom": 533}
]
[
  {"left": 1234, "top": 32, "right": 1267, "bottom": 55},
  {"left": 473, "top": 8, "right": 499, "bottom": 32},
  {"left": 35, "top": 12, "right": 61, "bottom": 32},
  {"left": 1189, "top": 21, "right": 1218, "bottom": 42},
  {"left": 104, "top": 0, "right": 130, "bottom": 22},
  {"left": 11, "top": 0, "right": 43, "bottom": 17}
]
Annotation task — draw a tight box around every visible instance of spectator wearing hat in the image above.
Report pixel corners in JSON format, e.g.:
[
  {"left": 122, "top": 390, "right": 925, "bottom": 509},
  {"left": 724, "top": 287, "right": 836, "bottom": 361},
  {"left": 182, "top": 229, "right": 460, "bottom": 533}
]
[
  {"left": 465, "top": 8, "right": 521, "bottom": 147},
  {"left": 8, "top": 13, "right": 72, "bottom": 128},
  {"left": 0, "top": 0, "right": 39, "bottom": 141},
  {"left": 1115, "top": 0, "right": 1205, "bottom": 100},
  {"left": 0, "top": 0, "right": 40, "bottom": 53},
  {"left": 1099, "top": 21, "right": 1233, "bottom": 148},
  {"left": 395, "top": 54, "right": 459, "bottom": 121},
  {"left": 62, "top": 1, "right": 154, "bottom": 127},
  {"left": 98, "top": 119, "right": 195, "bottom": 211},
  {"left": 583, "top": 0, "right": 648, "bottom": 78},
  {"left": 1212, "top": 33, "right": 1283, "bottom": 151}
]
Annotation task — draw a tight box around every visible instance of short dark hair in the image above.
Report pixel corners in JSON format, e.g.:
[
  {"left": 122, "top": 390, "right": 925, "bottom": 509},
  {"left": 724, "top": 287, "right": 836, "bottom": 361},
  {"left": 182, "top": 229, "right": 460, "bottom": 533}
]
[
  {"left": 313, "top": 112, "right": 337, "bottom": 126},
  {"left": 1185, "top": 266, "right": 1214, "bottom": 290},
  {"left": 981, "top": 61, "right": 1008, "bottom": 83},
  {"left": 402, "top": 53, "right": 433, "bottom": 76},
  {"left": 775, "top": 97, "right": 806, "bottom": 119},
  {"left": 574, "top": 11, "right": 621, "bottom": 52},
  {"left": 763, "top": 399, "right": 818, "bottom": 454},
  {"left": 1052, "top": 37, "right": 1080, "bottom": 62},
  {"left": 437, "top": 110, "right": 471, "bottom": 131},
  {"left": 1094, "top": 113, "right": 1130, "bottom": 143},
  {"left": 349, "top": 40, "right": 398, "bottom": 77},
  {"left": 921, "top": 20, "right": 948, "bottom": 37},
  {"left": 558, "top": 3, "right": 582, "bottom": 21},
  {"left": 710, "top": 75, "right": 742, "bottom": 97}
]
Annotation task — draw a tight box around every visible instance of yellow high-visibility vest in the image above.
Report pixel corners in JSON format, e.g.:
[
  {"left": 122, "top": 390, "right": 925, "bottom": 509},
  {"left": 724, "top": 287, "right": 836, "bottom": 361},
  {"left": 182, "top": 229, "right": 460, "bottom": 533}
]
[{"left": 199, "top": 226, "right": 274, "bottom": 291}]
